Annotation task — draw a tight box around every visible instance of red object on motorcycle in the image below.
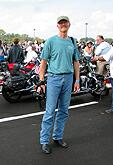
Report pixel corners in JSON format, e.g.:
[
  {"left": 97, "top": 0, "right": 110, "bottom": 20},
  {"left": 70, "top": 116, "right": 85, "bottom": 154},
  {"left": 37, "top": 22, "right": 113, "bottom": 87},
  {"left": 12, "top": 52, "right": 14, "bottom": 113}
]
[
  {"left": 8, "top": 63, "right": 16, "bottom": 70},
  {"left": 104, "top": 79, "right": 111, "bottom": 84},
  {"left": 8, "top": 63, "right": 35, "bottom": 71},
  {"left": 24, "top": 63, "right": 35, "bottom": 70}
]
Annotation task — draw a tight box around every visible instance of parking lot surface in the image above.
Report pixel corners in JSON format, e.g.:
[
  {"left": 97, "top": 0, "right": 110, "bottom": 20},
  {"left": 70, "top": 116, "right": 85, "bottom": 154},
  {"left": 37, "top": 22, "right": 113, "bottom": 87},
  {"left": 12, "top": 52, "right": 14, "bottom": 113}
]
[{"left": 0, "top": 92, "right": 113, "bottom": 165}]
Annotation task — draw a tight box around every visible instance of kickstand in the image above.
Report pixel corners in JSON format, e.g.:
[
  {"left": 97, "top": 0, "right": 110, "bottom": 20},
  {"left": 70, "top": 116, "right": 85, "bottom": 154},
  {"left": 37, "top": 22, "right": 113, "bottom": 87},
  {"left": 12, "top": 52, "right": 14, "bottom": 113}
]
[
  {"left": 99, "top": 94, "right": 102, "bottom": 101},
  {"left": 38, "top": 95, "right": 46, "bottom": 111}
]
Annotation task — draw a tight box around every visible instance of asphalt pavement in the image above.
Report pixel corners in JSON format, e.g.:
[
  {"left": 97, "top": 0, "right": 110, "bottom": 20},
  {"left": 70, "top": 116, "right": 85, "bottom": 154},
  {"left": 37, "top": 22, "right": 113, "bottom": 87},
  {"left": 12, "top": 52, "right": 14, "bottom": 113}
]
[{"left": 0, "top": 91, "right": 113, "bottom": 165}]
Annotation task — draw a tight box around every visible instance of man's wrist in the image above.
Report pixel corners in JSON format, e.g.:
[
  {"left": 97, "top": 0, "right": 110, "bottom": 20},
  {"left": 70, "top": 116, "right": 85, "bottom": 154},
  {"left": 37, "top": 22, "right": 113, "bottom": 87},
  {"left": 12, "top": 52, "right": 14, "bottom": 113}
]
[
  {"left": 40, "top": 79, "right": 44, "bottom": 81},
  {"left": 39, "top": 80, "right": 45, "bottom": 83},
  {"left": 39, "top": 80, "right": 45, "bottom": 85},
  {"left": 75, "top": 79, "right": 80, "bottom": 83},
  {"left": 39, "top": 77, "right": 44, "bottom": 81}
]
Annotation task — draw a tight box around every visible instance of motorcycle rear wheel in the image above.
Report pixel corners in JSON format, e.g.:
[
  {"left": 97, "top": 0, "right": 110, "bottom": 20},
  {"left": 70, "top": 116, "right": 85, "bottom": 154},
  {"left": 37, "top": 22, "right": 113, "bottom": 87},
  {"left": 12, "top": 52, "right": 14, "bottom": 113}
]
[{"left": 2, "top": 85, "right": 21, "bottom": 103}]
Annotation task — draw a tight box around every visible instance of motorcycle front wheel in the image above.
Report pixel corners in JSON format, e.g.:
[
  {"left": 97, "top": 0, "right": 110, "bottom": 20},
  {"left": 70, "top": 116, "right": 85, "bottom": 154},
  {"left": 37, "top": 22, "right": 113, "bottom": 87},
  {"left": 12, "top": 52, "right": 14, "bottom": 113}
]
[
  {"left": 2, "top": 85, "right": 21, "bottom": 103},
  {"left": 91, "top": 85, "right": 109, "bottom": 97}
]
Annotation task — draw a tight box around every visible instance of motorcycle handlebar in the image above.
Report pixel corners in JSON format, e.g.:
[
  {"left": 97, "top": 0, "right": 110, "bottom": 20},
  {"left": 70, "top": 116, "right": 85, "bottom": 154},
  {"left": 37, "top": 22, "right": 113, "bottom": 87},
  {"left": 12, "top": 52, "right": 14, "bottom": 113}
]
[{"left": 35, "top": 80, "right": 46, "bottom": 87}]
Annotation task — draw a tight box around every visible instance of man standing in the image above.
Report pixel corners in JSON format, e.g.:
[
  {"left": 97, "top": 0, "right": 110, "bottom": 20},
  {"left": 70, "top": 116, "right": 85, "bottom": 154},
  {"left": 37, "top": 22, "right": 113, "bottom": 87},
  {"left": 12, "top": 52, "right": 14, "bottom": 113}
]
[
  {"left": 94, "top": 35, "right": 111, "bottom": 75},
  {"left": 39, "top": 16, "right": 80, "bottom": 154},
  {"left": 0, "top": 40, "right": 5, "bottom": 61},
  {"left": 7, "top": 38, "right": 24, "bottom": 63},
  {"left": 94, "top": 47, "right": 113, "bottom": 114}
]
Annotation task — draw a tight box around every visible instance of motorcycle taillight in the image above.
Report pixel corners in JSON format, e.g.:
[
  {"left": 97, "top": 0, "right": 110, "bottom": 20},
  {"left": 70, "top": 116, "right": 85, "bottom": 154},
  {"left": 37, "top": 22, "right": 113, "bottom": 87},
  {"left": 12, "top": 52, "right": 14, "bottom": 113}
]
[
  {"left": 0, "top": 75, "right": 4, "bottom": 85},
  {"left": 104, "top": 79, "right": 111, "bottom": 84}
]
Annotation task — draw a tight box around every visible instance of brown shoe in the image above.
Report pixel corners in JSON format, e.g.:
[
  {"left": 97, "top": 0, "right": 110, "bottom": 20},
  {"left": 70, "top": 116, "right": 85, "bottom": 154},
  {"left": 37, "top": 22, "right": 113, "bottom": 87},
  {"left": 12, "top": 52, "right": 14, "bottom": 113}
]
[
  {"left": 41, "top": 144, "right": 52, "bottom": 154},
  {"left": 53, "top": 139, "right": 68, "bottom": 148}
]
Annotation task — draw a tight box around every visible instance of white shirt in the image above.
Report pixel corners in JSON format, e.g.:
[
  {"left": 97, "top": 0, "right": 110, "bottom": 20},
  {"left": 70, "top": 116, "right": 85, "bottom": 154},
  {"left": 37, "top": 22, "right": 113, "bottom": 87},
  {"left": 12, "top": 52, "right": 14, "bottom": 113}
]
[
  {"left": 26, "top": 45, "right": 32, "bottom": 52},
  {"left": 24, "top": 50, "right": 37, "bottom": 63},
  {"left": 102, "top": 47, "right": 113, "bottom": 78},
  {"left": 95, "top": 41, "right": 111, "bottom": 56}
]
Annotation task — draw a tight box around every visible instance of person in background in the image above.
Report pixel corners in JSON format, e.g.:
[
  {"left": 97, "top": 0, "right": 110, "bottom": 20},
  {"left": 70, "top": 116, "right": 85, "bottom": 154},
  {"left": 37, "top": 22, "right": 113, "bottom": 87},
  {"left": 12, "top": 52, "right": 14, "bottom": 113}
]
[
  {"left": 93, "top": 47, "right": 113, "bottom": 114},
  {"left": 94, "top": 35, "right": 111, "bottom": 75},
  {"left": 7, "top": 38, "right": 24, "bottom": 63},
  {"left": 24, "top": 45, "right": 37, "bottom": 63},
  {"left": 78, "top": 41, "right": 86, "bottom": 55},
  {"left": 39, "top": 16, "right": 80, "bottom": 154},
  {"left": 0, "top": 40, "right": 5, "bottom": 61},
  {"left": 84, "top": 40, "right": 94, "bottom": 61},
  {"left": 26, "top": 41, "right": 33, "bottom": 53}
]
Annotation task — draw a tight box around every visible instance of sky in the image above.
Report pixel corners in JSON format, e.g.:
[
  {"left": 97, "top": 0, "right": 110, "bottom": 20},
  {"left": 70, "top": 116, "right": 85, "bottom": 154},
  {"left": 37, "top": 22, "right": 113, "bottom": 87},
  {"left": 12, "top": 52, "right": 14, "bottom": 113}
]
[{"left": 0, "top": 0, "right": 113, "bottom": 40}]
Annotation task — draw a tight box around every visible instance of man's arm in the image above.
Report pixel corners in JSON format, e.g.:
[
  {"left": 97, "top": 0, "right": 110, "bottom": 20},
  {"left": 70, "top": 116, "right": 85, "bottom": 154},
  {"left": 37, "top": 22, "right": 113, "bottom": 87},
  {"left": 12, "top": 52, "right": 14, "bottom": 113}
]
[
  {"left": 93, "top": 55, "right": 106, "bottom": 61},
  {"left": 74, "top": 61, "right": 80, "bottom": 80},
  {"left": 39, "top": 59, "right": 47, "bottom": 81},
  {"left": 73, "top": 61, "right": 80, "bottom": 92}
]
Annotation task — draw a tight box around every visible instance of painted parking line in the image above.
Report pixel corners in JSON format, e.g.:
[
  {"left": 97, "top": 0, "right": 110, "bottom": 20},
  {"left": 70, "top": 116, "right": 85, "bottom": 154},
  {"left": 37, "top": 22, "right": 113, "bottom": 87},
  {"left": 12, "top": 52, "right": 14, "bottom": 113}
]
[{"left": 0, "top": 101, "right": 98, "bottom": 123}]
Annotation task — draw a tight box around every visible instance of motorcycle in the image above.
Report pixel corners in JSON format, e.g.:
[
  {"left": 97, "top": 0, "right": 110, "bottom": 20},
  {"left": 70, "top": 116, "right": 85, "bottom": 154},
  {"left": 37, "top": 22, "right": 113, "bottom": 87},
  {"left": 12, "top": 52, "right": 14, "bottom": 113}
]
[
  {"left": 0, "top": 61, "right": 9, "bottom": 92},
  {"left": 2, "top": 55, "right": 109, "bottom": 104},
  {"left": 104, "top": 63, "right": 111, "bottom": 88},
  {"left": 1, "top": 62, "right": 45, "bottom": 103},
  {"left": 0, "top": 60, "right": 37, "bottom": 88},
  {"left": 72, "top": 56, "right": 109, "bottom": 97}
]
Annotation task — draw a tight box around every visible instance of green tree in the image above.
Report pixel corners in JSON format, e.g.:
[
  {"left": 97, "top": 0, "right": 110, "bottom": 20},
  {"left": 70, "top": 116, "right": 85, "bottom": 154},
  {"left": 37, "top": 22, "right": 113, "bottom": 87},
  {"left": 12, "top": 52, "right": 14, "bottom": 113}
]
[
  {"left": 105, "top": 38, "right": 113, "bottom": 44},
  {"left": 79, "top": 37, "right": 95, "bottom": 44},
  {"left": 0, "top": 29, "right": 6, "bottom": 40}
]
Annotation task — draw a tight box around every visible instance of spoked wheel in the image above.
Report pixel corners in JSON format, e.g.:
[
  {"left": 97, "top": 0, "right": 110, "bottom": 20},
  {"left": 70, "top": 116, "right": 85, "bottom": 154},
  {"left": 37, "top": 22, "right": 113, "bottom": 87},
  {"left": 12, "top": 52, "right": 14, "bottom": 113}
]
[
  {"left": 2, "top": 85, "right": 21, "bottom": 103},
  {"left": 91, "top": 85, "right": 109, "bottom": 98}
]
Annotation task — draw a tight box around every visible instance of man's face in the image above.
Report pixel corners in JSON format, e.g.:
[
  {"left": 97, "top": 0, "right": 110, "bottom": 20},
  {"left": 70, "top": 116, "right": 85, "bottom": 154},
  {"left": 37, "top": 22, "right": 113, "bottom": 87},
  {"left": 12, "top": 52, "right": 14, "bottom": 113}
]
[
  {"left": 57, "top": 20, "right": 70, "bottom": 33},
  {"left": 96, "top": 36, "right": 103, "bottom": 45}
]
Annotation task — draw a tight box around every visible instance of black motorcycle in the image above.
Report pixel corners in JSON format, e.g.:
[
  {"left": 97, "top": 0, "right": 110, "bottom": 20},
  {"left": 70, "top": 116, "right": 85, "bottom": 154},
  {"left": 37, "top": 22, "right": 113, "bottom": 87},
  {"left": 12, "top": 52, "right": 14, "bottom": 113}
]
[
  {"left": 1, "top": 64, "right": 45, "bottom": 103},
  {"left": 2, "top": 56, "right": 109, "bottom": 103},
  {"left": 72, "top": 56, "right": 109, "bottom": 97},
  {"left": 0, "top": 61, "right": 9, "bottom": 91}
]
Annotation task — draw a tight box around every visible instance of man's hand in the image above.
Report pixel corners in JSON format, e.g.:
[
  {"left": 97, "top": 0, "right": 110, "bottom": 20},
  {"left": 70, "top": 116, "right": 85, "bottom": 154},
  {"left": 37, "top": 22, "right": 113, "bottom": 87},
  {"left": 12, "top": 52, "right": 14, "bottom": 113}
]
[
  {"left": 92, "top": 55, "right": 98, "bottom": 62},
  {"left": 74, "top": 81, "right": 80, "bottom": 93},
  {"left": 34, "top": 84, "right": 46, "bottom": 94},
  {"left": 39, "top": 85, "right": 46, "bottom": 94}
]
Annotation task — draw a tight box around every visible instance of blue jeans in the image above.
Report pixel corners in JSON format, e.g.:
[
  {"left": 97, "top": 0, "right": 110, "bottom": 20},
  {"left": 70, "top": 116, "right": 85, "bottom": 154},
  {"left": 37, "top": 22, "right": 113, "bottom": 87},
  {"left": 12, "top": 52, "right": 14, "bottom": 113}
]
[
  {"left": 110, "top": 78, "right": 113, "bottom": 110},
  {"left": 40, "top": 73, "right": 73, "bottom": 144}
]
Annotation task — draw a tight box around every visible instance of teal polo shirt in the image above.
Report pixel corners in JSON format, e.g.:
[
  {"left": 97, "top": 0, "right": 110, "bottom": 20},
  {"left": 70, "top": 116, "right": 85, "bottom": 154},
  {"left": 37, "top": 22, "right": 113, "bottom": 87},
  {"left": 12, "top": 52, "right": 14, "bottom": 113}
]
[{"left": 41, "top": 35, "right": 80, "bottom": 74}]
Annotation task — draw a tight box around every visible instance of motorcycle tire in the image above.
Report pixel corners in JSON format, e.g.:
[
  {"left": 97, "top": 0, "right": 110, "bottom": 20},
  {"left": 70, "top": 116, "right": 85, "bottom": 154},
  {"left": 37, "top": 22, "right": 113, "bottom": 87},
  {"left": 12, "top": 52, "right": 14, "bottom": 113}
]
[
  {"left": 91, "top": 86, "right": 109, "bottom": 97},
  {"left": 2, "top": 85, "right": 21, "bottom": 103}
]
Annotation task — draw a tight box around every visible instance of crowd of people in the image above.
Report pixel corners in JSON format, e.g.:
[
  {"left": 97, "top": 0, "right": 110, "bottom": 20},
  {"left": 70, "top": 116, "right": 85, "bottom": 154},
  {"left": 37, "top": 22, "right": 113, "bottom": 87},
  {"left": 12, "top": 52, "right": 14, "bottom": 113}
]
[
  {"left": 0, "top": 38, "right": 44, "bottom": 64},
  {"left": 0, "top": 34, "right": 113, "bottom": 72},
  {"left": 0, "top": 16, "right": 113, "bottom": 155}
]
